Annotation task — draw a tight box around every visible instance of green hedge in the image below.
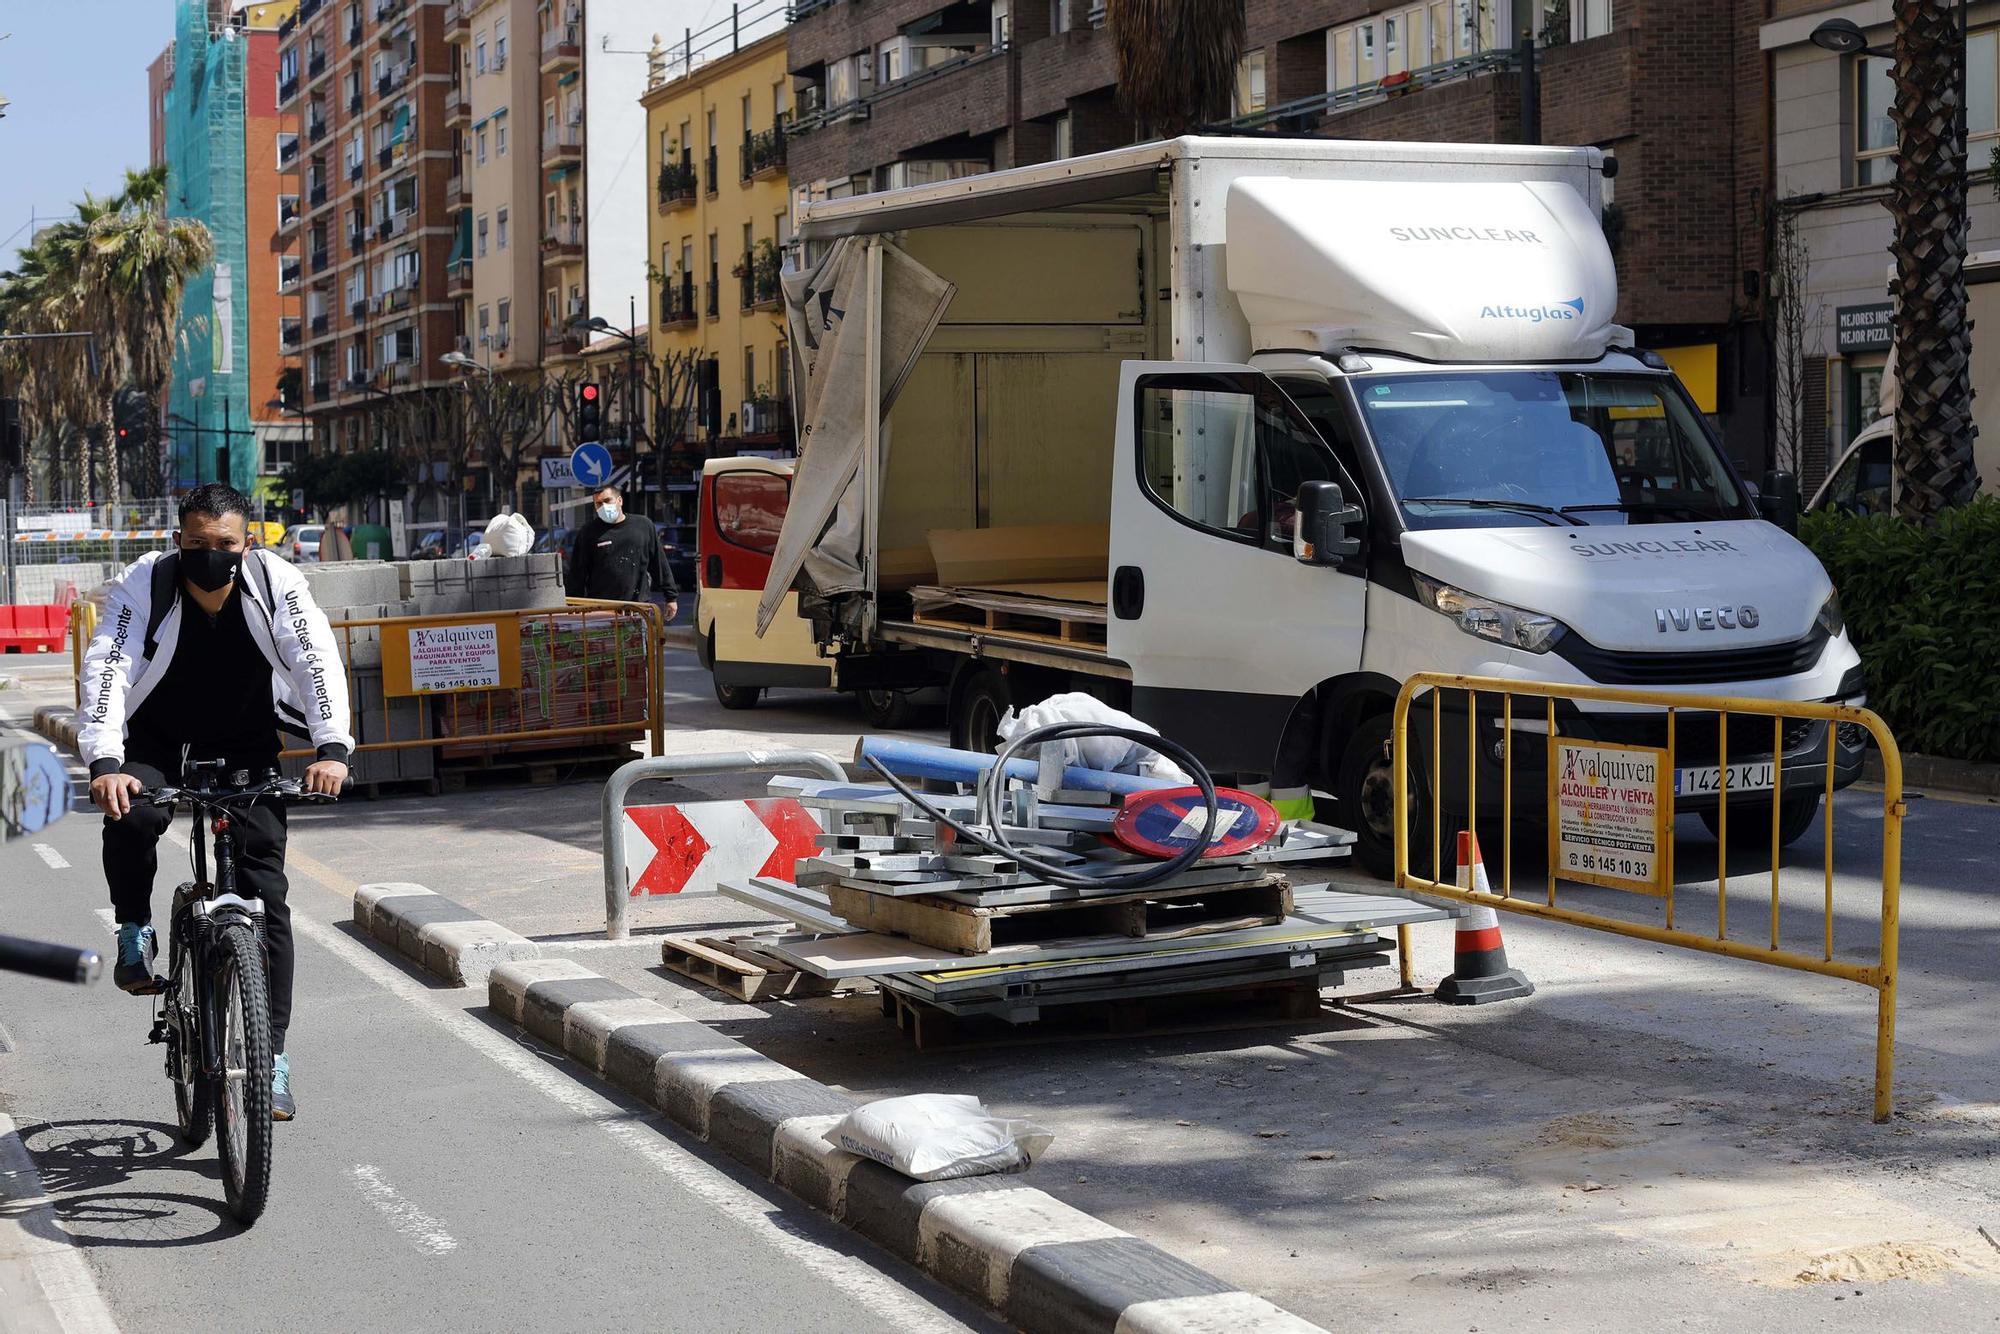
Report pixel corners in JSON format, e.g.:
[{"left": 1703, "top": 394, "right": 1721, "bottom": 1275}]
[{"left": 1801, "top": 497, "right": 2000, "bottom": 763}]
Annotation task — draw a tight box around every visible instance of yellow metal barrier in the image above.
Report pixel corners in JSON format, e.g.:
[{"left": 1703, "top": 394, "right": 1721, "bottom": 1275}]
[
  {"left": 69, "top": 600, "right": 99, "bottom": 708},
  {"left": 278, "top": 597, "right": 666, "bottom": 766},
  {"left": 1391, "top": 672, "right": 1904, "bottom": 1122}
]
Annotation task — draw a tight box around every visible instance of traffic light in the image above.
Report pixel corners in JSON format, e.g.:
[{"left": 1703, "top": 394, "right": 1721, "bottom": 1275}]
[
  {"left": 577, "top": 381, "right": 601, "bottom": 442},
  {"left": 1, "top": 398, "right": 22, "bottom": 470},
  {"left": 113, "top": 389, "right": 146, "bottom": 446}
]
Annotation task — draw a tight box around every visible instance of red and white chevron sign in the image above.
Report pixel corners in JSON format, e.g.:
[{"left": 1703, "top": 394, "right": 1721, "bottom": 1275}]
[{"left": 621, "top": 797, "right": 824, "bottom": 897}]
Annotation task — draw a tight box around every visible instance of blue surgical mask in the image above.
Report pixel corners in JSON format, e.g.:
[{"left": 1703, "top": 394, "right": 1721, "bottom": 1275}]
[{"left": 596, "top": 503, "right": 620, "bottom": 524}]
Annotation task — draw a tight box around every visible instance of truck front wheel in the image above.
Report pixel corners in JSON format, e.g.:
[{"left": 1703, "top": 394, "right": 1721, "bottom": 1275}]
[
  {"left": 950, "top": 669, "right": 1013, "bottom": 753},
  {"left": 1698, "top": 794, "right": 1821, "bottom": 849},
  {"left": 1335, "top": 713, "right": 1402, "bottom": 879}
]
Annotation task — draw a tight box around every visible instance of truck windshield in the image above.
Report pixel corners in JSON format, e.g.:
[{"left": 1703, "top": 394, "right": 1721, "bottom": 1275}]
[{"left": 1353, "top": 370, "right": 1750, "bottom": 529}]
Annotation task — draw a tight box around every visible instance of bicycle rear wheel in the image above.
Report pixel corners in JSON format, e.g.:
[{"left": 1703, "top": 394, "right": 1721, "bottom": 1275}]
[
  {"left": 167, "top": 927, "right": 211, "bottom": 1147},
  {"left": 212, "top": 922, "right": 274, "bottom": 1225}
]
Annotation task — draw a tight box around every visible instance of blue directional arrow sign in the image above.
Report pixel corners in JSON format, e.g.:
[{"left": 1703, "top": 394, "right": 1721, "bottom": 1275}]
[{"left": 569, "top": 441, "right": 613, "bottom": 490}]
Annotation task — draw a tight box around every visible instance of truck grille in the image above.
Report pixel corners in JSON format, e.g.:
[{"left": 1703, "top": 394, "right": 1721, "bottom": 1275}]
[
  {"left": 1582, "top": 714, "right": 1823, "bottom": 767},
  {"left": 1554, "top": 625, "right": 1828, "bottom": 686}
]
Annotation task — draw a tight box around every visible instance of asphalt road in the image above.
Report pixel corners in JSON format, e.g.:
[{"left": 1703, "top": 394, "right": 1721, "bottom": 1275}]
[{"left": 0, "top": 710, "right": 986, "bottom": 1333}]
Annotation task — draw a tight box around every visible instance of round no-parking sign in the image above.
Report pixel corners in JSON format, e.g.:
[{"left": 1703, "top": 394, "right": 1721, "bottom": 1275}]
[{"left": 1111, "top": 787, "right": 1280, "bottom": 859}]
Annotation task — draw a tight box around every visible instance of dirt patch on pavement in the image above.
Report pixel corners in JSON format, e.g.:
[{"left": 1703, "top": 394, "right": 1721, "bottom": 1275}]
[{"left": 1790, "top": 1240, "right": 1974, "bottom": 1285}]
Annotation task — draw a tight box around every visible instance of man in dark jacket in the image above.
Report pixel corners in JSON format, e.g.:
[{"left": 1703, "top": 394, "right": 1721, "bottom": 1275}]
[{"left": 565, "top": 483, "right": 679, "bottom": 620}]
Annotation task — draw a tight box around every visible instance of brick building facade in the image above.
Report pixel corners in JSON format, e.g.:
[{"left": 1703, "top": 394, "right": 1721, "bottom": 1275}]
[{"left": 783, "top": 0, "right": 1777, "bottom": 469}]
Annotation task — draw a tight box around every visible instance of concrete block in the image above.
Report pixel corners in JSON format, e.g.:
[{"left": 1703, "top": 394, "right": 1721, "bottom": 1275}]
[{"left": 298, "top": 561, "right": 401, "bottom": 609}]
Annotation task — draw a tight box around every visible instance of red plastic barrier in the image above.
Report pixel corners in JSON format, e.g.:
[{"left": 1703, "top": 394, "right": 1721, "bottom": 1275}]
[{"left": 0, "top": 605, "right": 68, "bottom": 653}]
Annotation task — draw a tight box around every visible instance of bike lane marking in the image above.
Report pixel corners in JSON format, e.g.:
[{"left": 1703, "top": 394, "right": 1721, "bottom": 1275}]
[
  {"left": 347, "top": 1165, "right": 459, "bottom": 1257},
  {"left": 273, "top": 842, "right": 969, "bottom": 1334},
  {"left": 0, "top": 1113, "right": 121, "bottom": 1334},
  {"left": 31, "top": 845, "right": 69, "bottom": 870}
]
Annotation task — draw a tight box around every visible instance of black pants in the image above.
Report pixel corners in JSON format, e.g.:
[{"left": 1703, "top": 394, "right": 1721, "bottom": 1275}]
[{"left": 102, "top": 753, "right": 293, "bottom": 1054}]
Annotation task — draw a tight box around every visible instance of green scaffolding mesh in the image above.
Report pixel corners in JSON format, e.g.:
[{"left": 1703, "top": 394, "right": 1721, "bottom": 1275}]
[{"left": 164, "top": 0, "right": 254, "bottom": 494}]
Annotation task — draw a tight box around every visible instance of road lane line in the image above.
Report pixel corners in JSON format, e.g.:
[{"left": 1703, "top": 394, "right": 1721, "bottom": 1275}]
[
  {"left": 0, "top": 1114, "right": 120, "bottom": 1334},
  {"left": 278, "top": 849, "right": 964, "bottom": 1334},
  {"left": 348, "top": 1164, "right": 459, "bottom": 1257},
  {"left": 31, "top": 845, "right": 69, "bottom": 870},
  {"left": 91, "top": 910, "right": 115, "bottom": 938}
]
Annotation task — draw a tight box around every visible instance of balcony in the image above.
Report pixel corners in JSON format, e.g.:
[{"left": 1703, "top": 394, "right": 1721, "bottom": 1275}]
[
  {"left": 308, "top": 182, "right": 329, "bottom": 209},
  {"left": 307, "top": 116, "right": 329, "bottom": 144},
  {"left": 741, "top": 125, "right": 787, "bottom": 181},
  {"left": 544, "top": 322, "right": 586, "bottom": 354},
  {"left": 347, "top": 229, "right": 366, "bottom": 254},
  {"left": 377, "top": 145, "right": 393, "bottom": 169},
  {"left": 278, "top": 137, "right": 300, "bottom": 169},
  {"left": 540, "top": 219, "right": 583, "bottom": 259},
  {"left": 280, "top": 320, "right": 302, "bottom": 351},
  {"left": 310, "top": 312, "right": 330, "bottom": 337},
  {"left": 445, "top": 171, "right": 462, "bottom": 200},
  {"left": 443, "top": 0, "right": 468, "bottom": 42},
  {"left": 278, "top": 76, "right": 299, "bottom": 105},
  {"left": 657, "top": 157, "right": 697, "bottom": 211},
  {"left": 349, "top": 298, "right": 368, "bottom": 321},
  {"left": 539, "top": 23, "right": 580, "bottom": 72},
  {"left": 346, "top": 21, "right": 362, "bottom": 45},
  {"left": 371, "top": 0, "right": 403, "bottom": 22},
  {"left": 741, "top": 398, "right": 792, "bottom": 441},
  {"left": 279, "top": 259, "right": 302, "bottom": 292},
  {"left": 660, "top": 277, "right": 698, "bottom": 328},
  {"left": 278, "top": 201, "right": 301, "bottom": 232},
  {"left": 445, "top": 85, "right": 466, "bottom": 122},
  {"left": 446, "top": 260, "right": 472, "bottom": 297},
  {"left": 347, "top": 91, "right": 363, "bottom": 115},
  {"left": 542, "top": 126, "right": 582, "bottom": 167},
  {"left": 704, "top": 148, "right": 720, "bottom": 196},
  {"left": 309, "top": 247, "right": 330, "bottom": 273},
  {"left": 705, "top": 279, "right": 719, "bottom": 320},
  {"left": 310, "top": 378, "right": 331, "bottom": 403},
  {"left": 736, "top": 254, "right": 782, "bottom": 311},
  {"left": 348, "top": 160, "right": 364, "bottom": 183},
  {"left": 307, "top": 49, "right": 327, "bottom": 80}
]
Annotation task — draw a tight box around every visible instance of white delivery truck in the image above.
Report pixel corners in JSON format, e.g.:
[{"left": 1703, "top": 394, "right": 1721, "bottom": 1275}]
[{"left": 764, "top": 136, "right": 1866, "bottom": 876}]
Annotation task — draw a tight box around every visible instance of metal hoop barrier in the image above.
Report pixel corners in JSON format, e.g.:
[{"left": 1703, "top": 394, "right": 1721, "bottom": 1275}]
[
  {"left": 70, "top": 600, "right": 99, "bottom": 707},
  {"left": 1391, "top": 672, "right": 1904, "bottom": 1122}
]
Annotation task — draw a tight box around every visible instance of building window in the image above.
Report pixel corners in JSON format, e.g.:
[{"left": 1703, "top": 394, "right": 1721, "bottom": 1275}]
[
  {"left": 774, "top": 79, "right": 789, "bottom": 118},
  {"left": 476, "top": 214, "right": 489, "bottom": 257},
  {"left": 827, "top": 56, "right": 859, "bottom": 106},
  {"left": 744, "top": 346, "right": 756, "bottom": 402},
  {"left": 546, "top": 193, "right": 558, "bottom": 229},
  {"left": 478, "top": 305, "right": 490, "bottom": 338},
  {"left": 1574, "top": 0, "right": 1613, "bottom": 41},
  {"left": 707, "top": 108, "right": 718, "bottom": 149},
  {"left": 475, "top": 37, "right": 487, "bottom": 74},
  {"left": 1331, "top": 0, "right": 1495, "bottom": 91},
  {"left": 1233, "top": 50, "right": 1266, "bottom": 116},
  {"left": 476, "top": 126, "right": 488, "bottom": 164},
  {"left": 494, "top": 17, "right": 508, "bottom": 67},
  {"left": 1855, "top": 54, "right": 1896, "bottom": 185},
  {"left": 1052, "top": 113, "right": 1072, "bottom": 160},
  {"left": 1050, "top": 0, "right": 1070, "bottom": 35},
  {"left": 497, "top": 207, "right": 509, "bottom": 249},
  {"left": 547, "top": 100, "right": 558, "bottom": 140},
  {"left": 992, "top": 0, "right": 1011, "bottom": 48},
  {"left": 877, "top": 38, "right": 906, "bottom": 84},
  {"left": 497, "top": 298, "right": 511, "bottom": 335},
  {"left": 496, "top": 117, "right": 508, "bottom": 156}
]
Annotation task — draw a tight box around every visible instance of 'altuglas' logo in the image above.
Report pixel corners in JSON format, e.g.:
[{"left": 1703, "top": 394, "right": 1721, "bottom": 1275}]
[{"left": 1479, "top": 298, "right": 1585, "bottom": 324}]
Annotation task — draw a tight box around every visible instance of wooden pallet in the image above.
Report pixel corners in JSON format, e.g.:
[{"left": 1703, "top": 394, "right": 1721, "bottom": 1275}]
[
  {"left": 660, "top": 933, "right": 875, "bottom": 1003},
  {"left": 825, "top": 878, "right": 1293, "bottom": 956},
  {"left": 438, "top": 748, "right": 632, "bottom": 791},
  {"left": 910, "top": 586, "right": 1108, "bottom": 649},
  {"left": 878, "top": 977, "right": 1326, "bottom": 1051}
]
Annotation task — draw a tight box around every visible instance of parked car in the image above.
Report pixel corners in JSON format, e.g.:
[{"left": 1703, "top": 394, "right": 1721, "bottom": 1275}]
[
  {"left": 1806, "top": 418, "right": 1894, "bottom": 517},
  {"left": 280, "top": 524, "right": 324, "bottom": 563},
  {"left": 410, "top": 527, "right": 474, "bottom": 560},
  {"left": 247, "top": 520, "right": 287, "bottom": 551}
]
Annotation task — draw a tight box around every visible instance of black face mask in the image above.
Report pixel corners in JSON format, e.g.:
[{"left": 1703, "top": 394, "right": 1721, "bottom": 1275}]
[{"left": 180, "top": 547, "right": 241, "bottom": 593}]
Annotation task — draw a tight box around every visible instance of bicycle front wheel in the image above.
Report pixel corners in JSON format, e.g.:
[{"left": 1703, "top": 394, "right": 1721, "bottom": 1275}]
[
  {"left": 212, "top": 922, "right": 274, "bottom": 1225},
  {"left": 167, "top": 928, "right": 211, "bottom": 1147}
]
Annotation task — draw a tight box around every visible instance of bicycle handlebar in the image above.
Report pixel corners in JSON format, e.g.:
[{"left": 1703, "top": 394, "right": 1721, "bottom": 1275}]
[
  {"left": 136, "top": 778, "right": 338, "bottom": 810},
  {"left": 0, "top": 933, "right": 103, "bottom": 985}
]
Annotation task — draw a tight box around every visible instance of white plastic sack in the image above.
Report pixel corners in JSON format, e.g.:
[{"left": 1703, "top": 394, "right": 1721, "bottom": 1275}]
[
  {"left": 483, "top": 512, "right": 535, "bottom": 557},
  {"left": 996, "top": 692, "right": 1191, "bottom": 783},
  {"left": 825, "top": 1094, "right": 1053, "bottom": 1182}
]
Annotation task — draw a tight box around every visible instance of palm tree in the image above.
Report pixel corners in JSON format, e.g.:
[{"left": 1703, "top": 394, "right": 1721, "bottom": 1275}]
[
  {"left": 0, "top": 168, "right": 212, "bottom": 503},
  {"left": 1107, "top": 0, "right": 1244, "bottom": 137},
  {"left": 1888, "top": 4, "right": 1980, "bottom": 518},
  {"left": 85, "top": 165, "right": 215, "bottom": 502}
]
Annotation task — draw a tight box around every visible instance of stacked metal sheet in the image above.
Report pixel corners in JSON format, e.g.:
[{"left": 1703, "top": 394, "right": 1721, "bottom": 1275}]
[{"left": 714, "top": 778, "right": 1456, "bottom": 1026}]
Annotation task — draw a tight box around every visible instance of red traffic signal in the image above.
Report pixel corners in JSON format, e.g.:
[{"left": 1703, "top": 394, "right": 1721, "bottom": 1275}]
[
  {"left": 577, "top": 381, "right": 602, "bottom": 441},
  {"left": 580, "top": 383, "right": 599, "bottom": 403}
]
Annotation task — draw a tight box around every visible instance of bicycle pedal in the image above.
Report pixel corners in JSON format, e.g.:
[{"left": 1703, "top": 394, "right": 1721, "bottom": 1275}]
[{"left": 146, "top": 1021, "right": 168, "bottom": 1044}]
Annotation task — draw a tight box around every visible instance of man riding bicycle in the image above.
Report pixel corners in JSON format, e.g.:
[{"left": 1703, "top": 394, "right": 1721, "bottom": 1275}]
[{"left": 79, "top": 483, "right": 352, "bottom": 1121}]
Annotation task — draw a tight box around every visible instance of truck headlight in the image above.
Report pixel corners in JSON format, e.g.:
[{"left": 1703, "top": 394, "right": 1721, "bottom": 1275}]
[
  {"left": 1412, "top": 574, "right": 1569, "bottom": 654},
  {"left": 1815, "top": 593, "right": 1845, "bottom": 638}
]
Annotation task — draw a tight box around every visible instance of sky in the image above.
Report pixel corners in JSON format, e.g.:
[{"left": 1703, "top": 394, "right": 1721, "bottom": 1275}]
[{"left": 0, "top": 0, "right": 171, "bottom": 270}]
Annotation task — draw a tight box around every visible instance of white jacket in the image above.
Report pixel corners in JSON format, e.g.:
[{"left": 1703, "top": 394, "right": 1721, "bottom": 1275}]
[{"left": 79, "top": 549, "right": 355, "bottom": 776}]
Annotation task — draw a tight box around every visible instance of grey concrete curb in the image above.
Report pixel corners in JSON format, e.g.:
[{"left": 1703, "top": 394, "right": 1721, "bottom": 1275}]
[
  {"left": 1865, "top": 748, "right": 2000, "bottom": 801},
  {"left": 31, "top": 706, "right": 79, "bottom": 756},
  {"left": 353, "top": 882, "right": 541, "bottom": 987},
  {"left": 487, "top": 958, "right": 1323, "bottom": 1334}
]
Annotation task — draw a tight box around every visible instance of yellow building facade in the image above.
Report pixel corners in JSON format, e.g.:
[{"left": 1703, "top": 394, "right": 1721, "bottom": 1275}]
[{"left": 640, "top": 30, "right": 794, "bottom": 452}]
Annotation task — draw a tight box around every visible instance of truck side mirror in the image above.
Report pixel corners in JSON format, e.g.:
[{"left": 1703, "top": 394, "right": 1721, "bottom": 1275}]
[
  {"left": 1294, "top": 480, "right": 1363, "bottom": 565},
  {"left": 1759, "top": 469, "right": 1800, "bottom": 534}
]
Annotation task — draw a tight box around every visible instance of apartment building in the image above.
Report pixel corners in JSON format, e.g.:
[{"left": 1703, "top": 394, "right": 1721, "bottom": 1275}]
[
  {"left": 784, "top": 0, "right": 1118, "bottom": 201},
  {"left": 148, "top": 43, "right": 175, "bottom": 169},
  {"left": 451, "top": 0, "right": 543, "bottom": 371},
  {"left": 278, "top": 0, "right": 459, "bottom": 458},
  {"left": 163, "top": 0, "right": 305, "bottom": 495},
  {"left": 642, "top": 27, "right": 794, "bottom": 455}
]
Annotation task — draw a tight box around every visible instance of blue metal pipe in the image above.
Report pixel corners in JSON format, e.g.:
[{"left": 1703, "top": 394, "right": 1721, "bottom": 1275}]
[{"left": 853, "top": 736, "right": 1177, "bottom": 796}]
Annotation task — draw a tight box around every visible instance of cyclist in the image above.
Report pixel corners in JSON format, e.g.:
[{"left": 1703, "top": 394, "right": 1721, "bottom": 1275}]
[{"left": 78, "top": 483, "right": 352, "bottom": 1121}]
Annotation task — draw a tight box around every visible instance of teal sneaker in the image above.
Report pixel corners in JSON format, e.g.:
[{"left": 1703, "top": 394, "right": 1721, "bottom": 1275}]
[
  {"left": 112, "top": 923, "right": 157, "bottom": 994},
  {"left": 272, "top": 1053, "right": 295, "bottom": 1121}
]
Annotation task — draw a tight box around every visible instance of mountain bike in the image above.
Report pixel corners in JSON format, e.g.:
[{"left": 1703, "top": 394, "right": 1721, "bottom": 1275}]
[{"left": 137, "top": 762, "right": 332, "bottom": 1225}]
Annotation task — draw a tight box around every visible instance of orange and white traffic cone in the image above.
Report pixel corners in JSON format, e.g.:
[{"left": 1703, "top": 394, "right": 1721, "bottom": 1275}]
[{"left": 1434, "top": 830, "right": 1534, "bottom": 1005}]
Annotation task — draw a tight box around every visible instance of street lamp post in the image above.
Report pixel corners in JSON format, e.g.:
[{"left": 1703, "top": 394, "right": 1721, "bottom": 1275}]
[{"left": 440, "top": 351, "right": 493, "bottom": 528}]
